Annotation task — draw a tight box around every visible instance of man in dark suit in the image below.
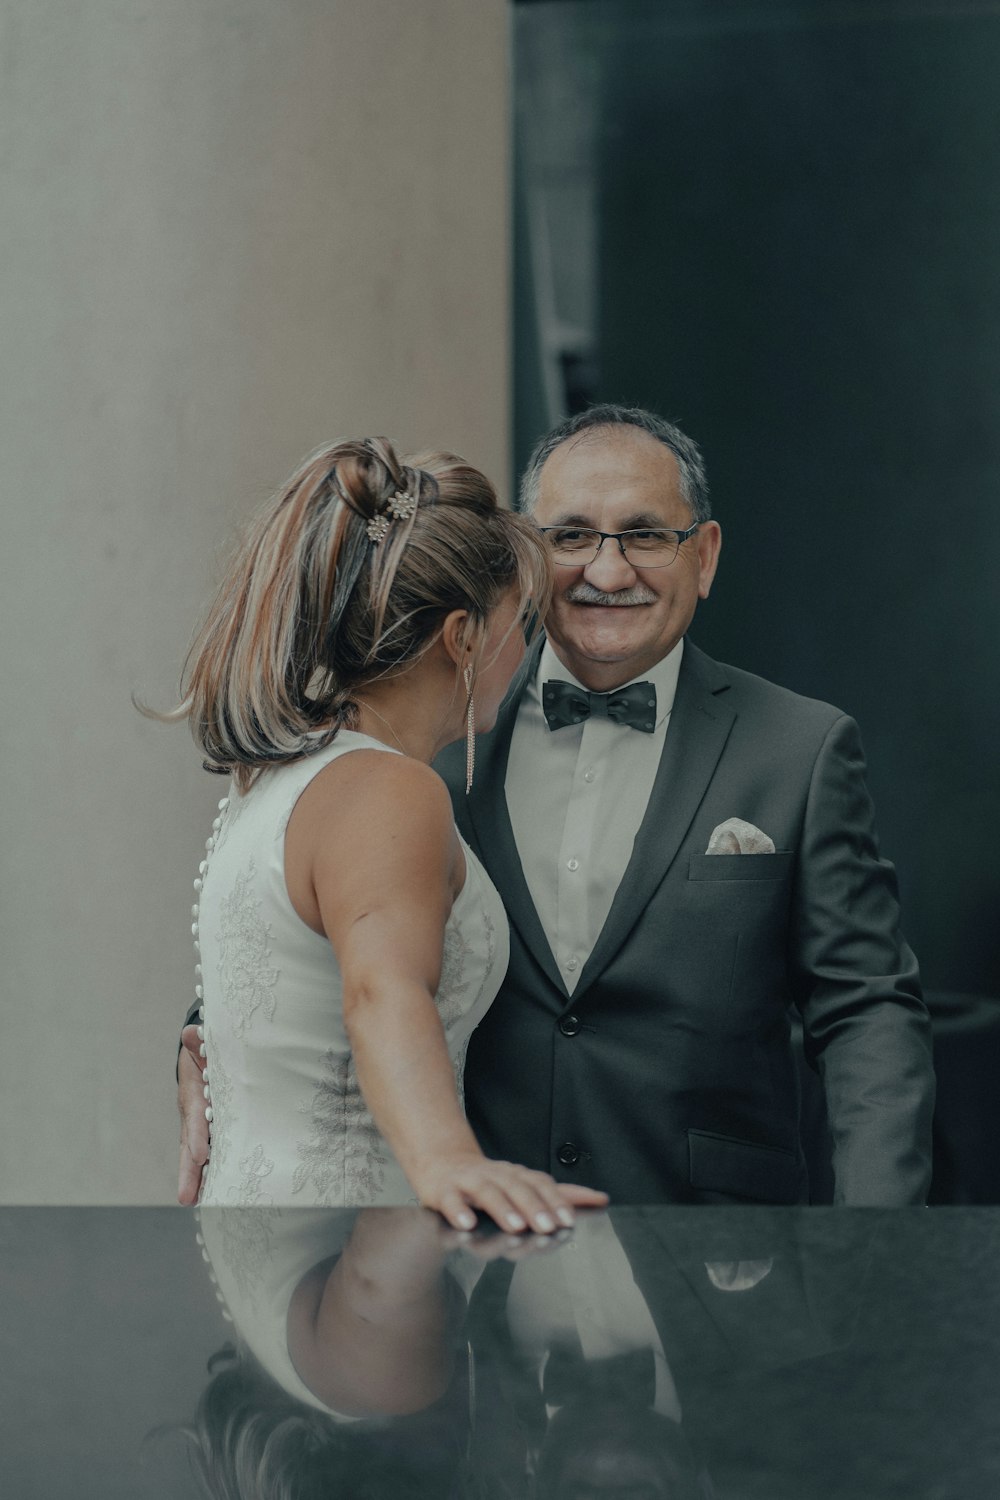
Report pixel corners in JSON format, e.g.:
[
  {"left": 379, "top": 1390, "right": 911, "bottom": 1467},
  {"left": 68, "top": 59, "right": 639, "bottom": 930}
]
[
  {"left": 179, "top": 404, "right": 934, "bottom": 1206},
  {"left": 436, "top": 404, "right": 933, "bottom": 1206},
  {"left": 465, "top": 1206, "right": 875, "bottom": 1498}
]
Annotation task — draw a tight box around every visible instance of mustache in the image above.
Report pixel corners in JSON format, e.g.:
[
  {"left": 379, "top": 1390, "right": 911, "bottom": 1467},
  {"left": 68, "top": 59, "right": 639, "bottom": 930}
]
[{"left": 564, "top": 581, "right": 658, "bottom": 606}]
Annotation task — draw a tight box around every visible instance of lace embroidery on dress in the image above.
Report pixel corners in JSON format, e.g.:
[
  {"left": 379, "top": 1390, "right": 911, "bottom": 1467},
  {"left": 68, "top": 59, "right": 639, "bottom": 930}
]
[
  {"left": 216, "top": 1205, "right": 280, "bottom": 1308},
  {"left": 227, "top": 1143, "right": 275, "bottom": 1207},
  {"left": 200, "top": 1036, "right": 234, "bottom": 1195},
  {"left": 436, "top": 923, "right": 473, "bottom": 1032},
  {"left": 437, "top": 891, "right": 498, "bottom": 1102},
  {"left": 471, "top": 904, "right": 498, "bottom": 1014},
  {"left": 453, "top": 1036, "right": 473, "bottom": 1109},
  {"left": 292, "top": 1051, "right": 388, "bottom": 1204},
  {"left": 437, "top": 862, "right": 499, "bottom": 1029},
  {"left": 218, "top": 857, "right": 280, "bottom": 1037}
]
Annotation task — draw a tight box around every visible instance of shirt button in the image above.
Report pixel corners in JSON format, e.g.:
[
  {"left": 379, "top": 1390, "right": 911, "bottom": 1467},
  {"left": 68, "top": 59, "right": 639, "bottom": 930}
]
[
  {"left": 566, "top": 858, "right": 579, "bottom": 871},
  {"left": 565, "top": 957, "right": 579, "bottom": 972},
  {"left": 557, "top": 1143, "right": 581, "bottom": 1167},
  {"left": 559, "top": 1014, "right": 581, "bottom": 1037},
  {"left": 583, "top": 769, "right": 595, "bottom": 783}
]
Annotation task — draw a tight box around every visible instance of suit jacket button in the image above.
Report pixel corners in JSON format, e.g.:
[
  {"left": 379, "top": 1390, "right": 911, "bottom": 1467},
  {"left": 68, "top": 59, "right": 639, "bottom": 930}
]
[
  {"left": 558, "top": 1014, "right": 581, "bottom": 1037},
  {"left": 557, "top": 1143, "right": 581, "bottom": 1167}
]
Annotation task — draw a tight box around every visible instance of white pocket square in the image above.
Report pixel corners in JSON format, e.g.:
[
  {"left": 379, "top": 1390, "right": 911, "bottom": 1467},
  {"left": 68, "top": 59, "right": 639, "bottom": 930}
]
[{"left": 705, "top": 817, "right": 776, "bottom": 855}]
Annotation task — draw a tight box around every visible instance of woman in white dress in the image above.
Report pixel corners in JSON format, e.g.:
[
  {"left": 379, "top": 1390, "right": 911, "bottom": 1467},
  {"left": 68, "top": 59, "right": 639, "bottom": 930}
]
[{"left": 167, "top": 436, "right": 606, "bottom": 1233}]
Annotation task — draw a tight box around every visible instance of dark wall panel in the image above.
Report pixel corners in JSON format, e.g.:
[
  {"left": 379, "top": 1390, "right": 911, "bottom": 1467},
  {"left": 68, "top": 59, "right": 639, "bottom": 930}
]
[{"left": 586, "top": 5, "right": 1000, "bottom": 990}]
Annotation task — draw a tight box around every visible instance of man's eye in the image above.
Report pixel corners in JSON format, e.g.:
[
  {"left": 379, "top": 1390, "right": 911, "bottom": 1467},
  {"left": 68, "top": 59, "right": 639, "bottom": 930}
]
[
  {"left": 554, "top": 529, "right": 593, "bottom": 546},
  {"left": 626, "top": 529, "right": 672, "bottom": 550}
]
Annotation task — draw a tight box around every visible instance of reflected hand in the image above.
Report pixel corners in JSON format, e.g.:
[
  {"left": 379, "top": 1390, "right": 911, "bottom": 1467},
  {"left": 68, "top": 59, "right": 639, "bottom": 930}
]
[
  {"left": 439, "top": 1222, "right": 575, "bottom": 1262},
  {"left": 177, "top": 1024, "right": 209, "bottom": 1206},
  {"left": 413, "top": 1153, "right": 608, "bottom": 1234}
]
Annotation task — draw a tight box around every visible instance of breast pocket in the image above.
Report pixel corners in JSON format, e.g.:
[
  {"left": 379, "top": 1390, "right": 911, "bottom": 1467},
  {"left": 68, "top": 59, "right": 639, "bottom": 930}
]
[{"left": 687, "top": 852, "right": 794, "bottom": 882}]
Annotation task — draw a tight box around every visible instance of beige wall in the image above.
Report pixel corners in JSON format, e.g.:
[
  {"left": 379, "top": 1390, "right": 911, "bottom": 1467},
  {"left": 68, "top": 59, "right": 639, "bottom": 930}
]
[{"left": 0, "top": 1, "right": 509, "bottom": 1202}]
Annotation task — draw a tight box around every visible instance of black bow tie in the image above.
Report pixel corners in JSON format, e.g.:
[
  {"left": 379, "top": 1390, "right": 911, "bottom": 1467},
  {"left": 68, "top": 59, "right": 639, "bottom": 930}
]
[
  {"left": 542, "top": 1343, "right": 657, "bottom": 1409},
  {"left": 542, "top": 679, "right": 657, "bottom": 734}
]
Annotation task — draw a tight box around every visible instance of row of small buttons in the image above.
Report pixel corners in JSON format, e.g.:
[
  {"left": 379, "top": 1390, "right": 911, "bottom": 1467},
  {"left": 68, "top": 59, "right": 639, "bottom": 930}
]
[
  {"left": 553, "top": 749, "right": 597, "bottom": 1179},
  {"left": 194, "top": 797, "right": 229, "bottom": 1155},
  {"left": 559, "top": 763, "right": 595, "bottom": 973},
  {"left": 556, "top": 951, "right": 587, "bottom": 1160}
]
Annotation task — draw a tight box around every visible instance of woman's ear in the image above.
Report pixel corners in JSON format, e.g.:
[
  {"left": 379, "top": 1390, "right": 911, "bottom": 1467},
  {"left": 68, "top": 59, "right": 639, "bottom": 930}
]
[
  {"left": 439, "top": 609, "right": 473, "bottom": 668},
  {"left": 440, "top": 609, "right": 482, "bottom": 669}
]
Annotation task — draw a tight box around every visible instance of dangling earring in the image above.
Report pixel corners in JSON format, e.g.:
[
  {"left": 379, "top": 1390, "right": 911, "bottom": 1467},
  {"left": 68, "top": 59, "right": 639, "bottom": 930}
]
[{"left": 463, "top": 664, "right": 475, "bottom": 794}]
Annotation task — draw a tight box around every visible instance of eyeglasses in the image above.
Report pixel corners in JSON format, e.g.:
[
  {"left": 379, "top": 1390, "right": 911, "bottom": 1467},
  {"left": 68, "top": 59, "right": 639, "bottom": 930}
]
[{"left": 537, "top": 524, "right": 700, "bottom": 568}]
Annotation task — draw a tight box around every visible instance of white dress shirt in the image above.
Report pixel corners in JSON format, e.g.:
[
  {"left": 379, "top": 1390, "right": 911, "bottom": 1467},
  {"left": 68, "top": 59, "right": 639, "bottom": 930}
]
[
  {"left": 504, "top": 1213, "right": 682, "bottom": 1420},
  {"left": 505, "top": 637, "right": 684, "bottom": 994}
]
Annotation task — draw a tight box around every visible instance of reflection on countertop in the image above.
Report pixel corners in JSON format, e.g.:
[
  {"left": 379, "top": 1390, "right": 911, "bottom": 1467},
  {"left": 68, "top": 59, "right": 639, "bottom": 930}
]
[{"left": 1, "top": 1206, "right": 998, "bottom": 1498}]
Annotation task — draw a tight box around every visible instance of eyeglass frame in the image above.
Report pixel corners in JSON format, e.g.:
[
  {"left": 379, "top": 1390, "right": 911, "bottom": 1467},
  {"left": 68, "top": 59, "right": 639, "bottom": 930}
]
[{"left": 536, "top": 522, "right": 700, "bottom": 568}]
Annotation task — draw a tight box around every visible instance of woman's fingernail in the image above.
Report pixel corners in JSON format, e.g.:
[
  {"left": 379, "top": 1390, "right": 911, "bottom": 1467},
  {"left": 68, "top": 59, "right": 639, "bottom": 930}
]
[
  {"left": 557, "top": 1207, "right": 575, "bottom": 1227},
  {"left": 506, "top": 1212, "right": 526, "bottom": 1230},
  {"left": 458, "top": 1212, "right": 475, "bottom": 1229},
  {"left": 535, "top": 1212, "right": 555, "bottom": 1232}
]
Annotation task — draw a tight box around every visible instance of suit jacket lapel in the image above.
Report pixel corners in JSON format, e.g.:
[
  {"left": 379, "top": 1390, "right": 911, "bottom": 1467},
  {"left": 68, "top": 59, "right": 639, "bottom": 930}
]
[
  {"left": 464, "top": 640, "right": 570, "bottom": 997},
  {"left": 575, "top": 640, "right": 736, "bottom": 996}
]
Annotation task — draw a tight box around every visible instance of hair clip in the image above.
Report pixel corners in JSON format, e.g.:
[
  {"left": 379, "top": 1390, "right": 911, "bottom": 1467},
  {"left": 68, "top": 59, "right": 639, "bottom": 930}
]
[
  {"left": 387, "top": 489, "right": 417, "bottom": 522},
  {"left": 366, "top": 486, "right": 418, "bottom": 543},
  {"left": 366, "top": 515, "right": 392, "bottom": 544}
]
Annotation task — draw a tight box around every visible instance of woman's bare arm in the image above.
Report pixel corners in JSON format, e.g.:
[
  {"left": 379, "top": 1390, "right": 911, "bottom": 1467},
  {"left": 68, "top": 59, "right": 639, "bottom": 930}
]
[
  {"left": 287, "top": 1208, "right": 461, "bottom": 1416},
  {"left": 286, "top": 750, "right": 607, "bottom": 1231}
]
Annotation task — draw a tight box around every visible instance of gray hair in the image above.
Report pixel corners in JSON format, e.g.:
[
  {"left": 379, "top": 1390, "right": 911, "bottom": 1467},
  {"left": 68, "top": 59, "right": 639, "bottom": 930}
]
[{"left": 518, "top": 403, "right": 711, "bottom": 523}]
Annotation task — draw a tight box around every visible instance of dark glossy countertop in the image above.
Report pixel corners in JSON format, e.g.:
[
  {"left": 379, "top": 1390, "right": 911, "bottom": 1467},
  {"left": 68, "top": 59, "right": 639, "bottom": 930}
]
[{"left": 2, "top": 1206, "right": 998, "bottom": 1498}]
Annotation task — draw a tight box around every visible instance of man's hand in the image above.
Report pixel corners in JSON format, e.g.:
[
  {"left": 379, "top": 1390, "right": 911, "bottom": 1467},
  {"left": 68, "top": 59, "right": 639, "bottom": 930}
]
[{"left": 178, "top": 1024, "right": 209, "bottom": 1205}]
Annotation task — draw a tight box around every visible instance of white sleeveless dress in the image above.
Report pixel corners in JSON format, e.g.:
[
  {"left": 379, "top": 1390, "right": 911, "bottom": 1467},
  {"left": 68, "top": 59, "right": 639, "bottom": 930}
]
[
  {"left": 195, "top": 732, "right": 509, "bottom": 1208},
  {"left": 197, "top": 1207, "right": 364, "bottom": 1416}
]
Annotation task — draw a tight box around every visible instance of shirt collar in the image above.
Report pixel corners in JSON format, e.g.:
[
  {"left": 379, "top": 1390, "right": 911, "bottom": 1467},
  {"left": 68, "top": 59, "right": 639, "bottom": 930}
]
[{"left": 532, "top": 636, "right": 684, "bottom": 729}]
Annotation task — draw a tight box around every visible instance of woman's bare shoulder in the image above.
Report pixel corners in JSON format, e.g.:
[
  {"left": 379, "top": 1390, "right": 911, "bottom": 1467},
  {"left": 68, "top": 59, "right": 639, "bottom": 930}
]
[
  {"left": 287, "top": 748, "right": 459, "bottom": 927},
  {"left": 300, "top": 747, "right": 453, "bottom": 826}
]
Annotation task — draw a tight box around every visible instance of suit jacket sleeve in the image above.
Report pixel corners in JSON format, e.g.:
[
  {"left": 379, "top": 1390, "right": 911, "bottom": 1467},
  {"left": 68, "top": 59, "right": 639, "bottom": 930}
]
[{"left": 790, "top": 713, "right": 935, "bottom": 1205}]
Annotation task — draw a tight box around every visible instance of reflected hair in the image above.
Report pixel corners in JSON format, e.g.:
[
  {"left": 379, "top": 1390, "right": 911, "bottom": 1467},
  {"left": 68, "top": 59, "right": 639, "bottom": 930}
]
[
  {"left": 144, "top": 437, "right": 550, "bottom": 790},
  {"left": 518, "top": 403, "right": 711, "bottom": 523},
  {"left": 167, "top": 1344, "right": 467, "bottom": 1500}
]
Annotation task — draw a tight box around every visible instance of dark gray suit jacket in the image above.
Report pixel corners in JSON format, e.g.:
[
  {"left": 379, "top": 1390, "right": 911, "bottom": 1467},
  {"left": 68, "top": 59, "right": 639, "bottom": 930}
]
[
  {"left": 465, "top": 1208, "right": 877, "bottom": 1495},
  {"left": 435, "top": 638, "right": 935, "bottom": 1206}
]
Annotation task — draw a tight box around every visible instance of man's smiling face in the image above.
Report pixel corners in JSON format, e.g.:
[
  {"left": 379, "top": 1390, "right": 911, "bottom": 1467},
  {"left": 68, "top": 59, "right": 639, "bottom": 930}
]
[{"left": 532, "top": 426, "right": 722, "bottom": 692}]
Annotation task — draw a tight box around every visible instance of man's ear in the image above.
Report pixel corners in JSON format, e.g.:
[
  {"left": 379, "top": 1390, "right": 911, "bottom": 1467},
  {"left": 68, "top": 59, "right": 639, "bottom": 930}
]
[{"left": 697, "top": 521, "right": 722, "bottom": 600}]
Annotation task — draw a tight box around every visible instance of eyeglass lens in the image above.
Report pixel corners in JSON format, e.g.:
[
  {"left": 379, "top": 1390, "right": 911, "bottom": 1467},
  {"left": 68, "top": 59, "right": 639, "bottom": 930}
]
[{"left": 546, "top": 528, "right": 681, "bottom": 567}]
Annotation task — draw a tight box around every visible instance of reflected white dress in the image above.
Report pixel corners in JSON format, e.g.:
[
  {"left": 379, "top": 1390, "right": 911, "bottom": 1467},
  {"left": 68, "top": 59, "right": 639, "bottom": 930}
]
[
  {"left": 198, "top": 1207, "right": 363, "bottom": 1416},
  {"left": 196, "top": 733, "right": 508, "bottom": 1207},
  {"left": 197, "top": 1205, "right": 483, "bottom": 1419}
]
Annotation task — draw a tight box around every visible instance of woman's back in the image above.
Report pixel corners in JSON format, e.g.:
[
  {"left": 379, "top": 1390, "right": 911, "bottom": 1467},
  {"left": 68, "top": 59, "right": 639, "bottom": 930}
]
[
  {"left": 167, "top": 432, "right": 604, "bottom": 1232},
  {"left": 196, "top": 732, "right": 508, "bottom": 1207}
]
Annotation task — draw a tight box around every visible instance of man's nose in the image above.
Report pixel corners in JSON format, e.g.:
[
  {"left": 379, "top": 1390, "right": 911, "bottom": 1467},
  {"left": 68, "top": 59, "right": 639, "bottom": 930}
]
[{"left": 582, "top": 535, "right": 637, "bottom": 588}]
